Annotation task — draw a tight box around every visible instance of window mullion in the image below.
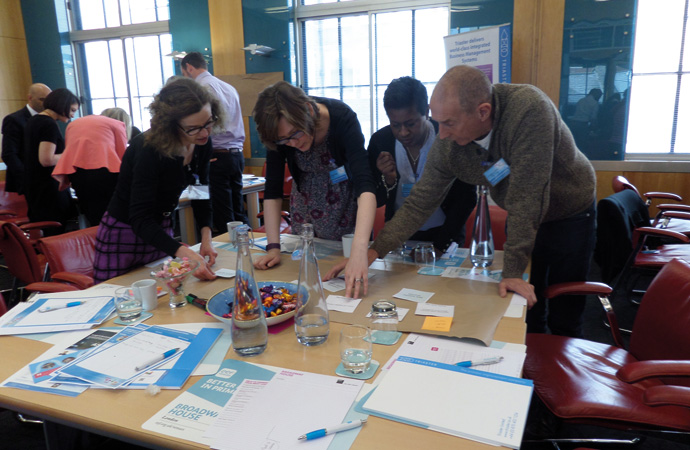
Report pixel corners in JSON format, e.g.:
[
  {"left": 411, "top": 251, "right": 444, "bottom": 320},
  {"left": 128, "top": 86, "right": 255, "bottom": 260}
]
[{"left": 671, "top": 0, "right": 690, "bottom": 153}]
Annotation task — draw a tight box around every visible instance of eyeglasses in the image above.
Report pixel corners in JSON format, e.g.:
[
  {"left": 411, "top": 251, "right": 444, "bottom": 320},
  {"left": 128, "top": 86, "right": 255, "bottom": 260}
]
[
  {"left": 274, "top": 130, "right": 304, "bottom": 146},
  {"left": 178, "top": 117, "right": 217, "bottom": 136}
]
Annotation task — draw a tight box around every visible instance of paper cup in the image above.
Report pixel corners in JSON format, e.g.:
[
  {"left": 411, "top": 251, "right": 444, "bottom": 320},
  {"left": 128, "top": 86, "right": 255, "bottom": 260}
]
[
  {"left": 342, "top": 233, "right": 355, "bottom": 258},
  {"left": 132, "top": 279, "right": 158, "bottom": 311}
]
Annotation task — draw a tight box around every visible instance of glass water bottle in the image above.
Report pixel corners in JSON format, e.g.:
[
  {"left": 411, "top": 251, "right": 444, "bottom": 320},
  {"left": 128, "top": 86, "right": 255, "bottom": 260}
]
[
  {"left": 294, "top": 223, "right": 330, "bottom": 346},
  {"left": 470, "top": 185, "right": 495, "bottom": 268},
  {"left": 231, "top": 225, "right": 268, "bottom": 356}
]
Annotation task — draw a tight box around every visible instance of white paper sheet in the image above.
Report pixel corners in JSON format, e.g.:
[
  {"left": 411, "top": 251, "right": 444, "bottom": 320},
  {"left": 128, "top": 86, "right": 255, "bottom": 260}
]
[
  {"left": 326, "top": 295, "right": 362, "bottom": 313},
  {"left": 414, "top": 303, "right": 455, "bottom": 317},
  {"left": 393, "top": 288, "right": 434, "bottom": 303}
]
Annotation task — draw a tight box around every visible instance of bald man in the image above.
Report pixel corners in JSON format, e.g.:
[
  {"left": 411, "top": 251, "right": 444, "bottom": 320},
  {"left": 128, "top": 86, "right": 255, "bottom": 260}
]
[
  {"left": 2, "top": 83, "right": 51, "bottom": 194},
  {"left": 331, "top": 65, "right": 596, "bottom": 338}
]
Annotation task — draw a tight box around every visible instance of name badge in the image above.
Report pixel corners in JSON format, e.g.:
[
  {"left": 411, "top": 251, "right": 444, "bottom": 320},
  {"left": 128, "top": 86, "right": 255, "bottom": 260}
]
[
  {"left": 329, "top": 166, "right": 348, "bottom": 184},
  {"left": 483, "top": 158, "right": 510, "bottom": 186},
  {"left": 401, "top": 183, "right": 414, "bottom": 198}
]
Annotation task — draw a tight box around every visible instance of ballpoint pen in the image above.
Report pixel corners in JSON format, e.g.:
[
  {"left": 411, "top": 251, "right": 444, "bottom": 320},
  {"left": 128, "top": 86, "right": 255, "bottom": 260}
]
[
  {"left": 38, "top": 301, "right": 85, "bottom": 313},
  {"left": 298, "top": 418, "right": 367, "bottom": 440},
  {"left": 455, "top": 356, "right": 504, "bottom": 367},
  {"left": 135, "top": 348, "right": 180, "bottom": 372}
]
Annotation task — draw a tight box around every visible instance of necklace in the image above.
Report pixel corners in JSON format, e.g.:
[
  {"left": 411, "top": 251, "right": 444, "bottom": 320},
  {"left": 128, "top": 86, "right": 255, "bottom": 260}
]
[{"left": 403, "top": 120, "right": 431, "bottom": 167}]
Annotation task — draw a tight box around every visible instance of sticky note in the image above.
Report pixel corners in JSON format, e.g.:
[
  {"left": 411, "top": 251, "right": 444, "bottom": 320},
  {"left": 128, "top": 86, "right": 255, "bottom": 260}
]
[{"left": 421, "top": 316, "right": 453, "bottom": 332}]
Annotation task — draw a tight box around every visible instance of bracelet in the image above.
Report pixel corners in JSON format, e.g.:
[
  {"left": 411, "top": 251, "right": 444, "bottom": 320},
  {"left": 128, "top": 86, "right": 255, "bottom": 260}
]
[
  {"left": 266, "top": 243, "right": 281, "bottom": 251},
  {"left": 382, "top": 173, "right": 397, "bottom": 195}
]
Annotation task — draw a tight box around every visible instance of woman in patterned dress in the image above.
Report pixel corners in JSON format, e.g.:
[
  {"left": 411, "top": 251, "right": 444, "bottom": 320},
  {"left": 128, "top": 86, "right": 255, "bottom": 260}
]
[{"left": 253, "top": 81, "right": 376, "bottom": 298}]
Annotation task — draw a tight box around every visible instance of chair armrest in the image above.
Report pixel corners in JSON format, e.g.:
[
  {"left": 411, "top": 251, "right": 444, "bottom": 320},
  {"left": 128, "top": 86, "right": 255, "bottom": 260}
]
[
  {"left": 644, "top": 191, "right": 683, "bottom": 202},
  {"left": 25, "top": 282, "right": 80, "bottom": 293},
  {"left": 644, "top": 385, "right": 690, "bottom": 408},
  {"left": 19, "top": 221, "right": 62, "bottom": 232},
  {"left": 634, "top": 227, "right": 690, "bottom": 243},
  {"left": 660, "top": 211, "right": 690, "bottom": 221},
  {"left": 657, "top": 203, "right": 690, "bottom": 213},
  {"left": 544, "top": 282, "right": 612, "bottom": 299},
  {"left": 617, "top": 360, "right": 690, "bottom": 382},
  {"left": 50, "top": 272, "right": 95, "bottom": 290},
  {"left": 0, "top": 209, "right": 18, "bottom": 217}
]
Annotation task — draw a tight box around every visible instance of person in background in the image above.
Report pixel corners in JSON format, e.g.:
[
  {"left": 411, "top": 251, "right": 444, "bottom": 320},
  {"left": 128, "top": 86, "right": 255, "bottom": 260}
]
[
  {"left": 328, "top": 65, "right": 596, "bottom": 338},
  {"left": 181, "top": 51, "right": 248, "bottom": 230},
  {"left": 93, "top": 78, "right": 219, "bottom": 283},
  {"left": 252, "top": 81, "right": 377, "bottom": 298},
  {"left": 23, "top": 88, "right": 80, "bottom": 235},
  {"left": 52, "top": 108, "right": 130, "bottom": 226},
  {"left": 569, "top": 88, "right": 602, "bottom": 148},
  {"left": 368, "top": 76, "right": 476, "bottom": 254},
  {"left": 2, "top": 83, "right": 51, "bottom": 194}
]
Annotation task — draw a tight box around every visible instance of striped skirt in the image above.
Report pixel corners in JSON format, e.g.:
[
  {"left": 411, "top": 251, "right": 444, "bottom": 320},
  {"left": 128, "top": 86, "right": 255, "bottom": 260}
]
[{"left": 93, "top": 213, "right": 172, "bottom": 283}]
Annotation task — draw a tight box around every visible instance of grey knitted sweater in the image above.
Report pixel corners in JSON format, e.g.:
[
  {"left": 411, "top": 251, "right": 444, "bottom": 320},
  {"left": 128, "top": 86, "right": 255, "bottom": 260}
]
[{"left": 370, "top": 83, "right": 596, "bottom": 278}]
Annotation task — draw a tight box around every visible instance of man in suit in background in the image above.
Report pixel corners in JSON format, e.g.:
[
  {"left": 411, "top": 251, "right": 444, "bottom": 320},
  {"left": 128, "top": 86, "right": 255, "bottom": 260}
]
[
  {"left": 180, "top": 52, "right": 248, "bottom": 231},
  {"left": 1, "top": 83, "right": 51, "bottom": 194}
]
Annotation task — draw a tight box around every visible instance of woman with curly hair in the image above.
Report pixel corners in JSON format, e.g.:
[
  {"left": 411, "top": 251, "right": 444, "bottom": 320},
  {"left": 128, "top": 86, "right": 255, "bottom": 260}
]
[{"left": 93, "top": 78, "right": 223, "bottom": 282}]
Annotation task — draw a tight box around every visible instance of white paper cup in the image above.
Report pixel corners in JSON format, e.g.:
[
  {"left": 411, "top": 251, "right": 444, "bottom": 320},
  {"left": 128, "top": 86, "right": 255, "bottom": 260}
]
[
  {"left": 132, "top": 279, "right": 158, "bottom": 311},
  {"left": 227, "top": 221, "right": 244, "bottom": 246},
  {"left": 342, "top": 233, "right": 355, "bottom": 258}
]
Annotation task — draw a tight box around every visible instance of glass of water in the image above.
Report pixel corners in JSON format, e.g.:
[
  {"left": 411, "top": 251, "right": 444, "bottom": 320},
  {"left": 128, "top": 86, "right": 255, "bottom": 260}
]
[
  {"left": 414, "top": 243, "right": 436, "bottom": 267},
  {"left": 339, "top": 325, "right": 373, "bottom": 374},
  {"left": 114, "top": 287, "right": 143, "bottom": 322}
]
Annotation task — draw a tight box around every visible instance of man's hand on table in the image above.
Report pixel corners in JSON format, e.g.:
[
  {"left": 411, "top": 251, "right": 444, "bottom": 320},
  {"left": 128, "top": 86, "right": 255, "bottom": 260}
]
[{"left": 499, "top": 277, "right": 537, "bottom": 308}]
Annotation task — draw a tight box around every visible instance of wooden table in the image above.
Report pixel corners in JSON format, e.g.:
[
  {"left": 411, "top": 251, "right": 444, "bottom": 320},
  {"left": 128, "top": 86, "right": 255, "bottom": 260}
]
[{"left": 0, "top": 240, "right": 526, "bottom": 450}]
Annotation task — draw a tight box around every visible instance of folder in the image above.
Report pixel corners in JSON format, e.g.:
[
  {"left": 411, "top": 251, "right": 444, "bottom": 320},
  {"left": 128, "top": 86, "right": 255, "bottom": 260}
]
[{"left": 361, "top": 356, "right": 533, "bottom": 449}]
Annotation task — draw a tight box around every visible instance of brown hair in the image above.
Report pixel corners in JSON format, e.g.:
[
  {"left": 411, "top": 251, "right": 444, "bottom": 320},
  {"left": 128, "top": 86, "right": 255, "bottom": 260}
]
[
  {"left": 253, "top": 81, "right": 320, "bottom": 150},
  {"left": 438, "top": 65, "right": 493, "bottom": 112},
  {"left": 146, "top": 78, "right": 225, "bottom": 157}
]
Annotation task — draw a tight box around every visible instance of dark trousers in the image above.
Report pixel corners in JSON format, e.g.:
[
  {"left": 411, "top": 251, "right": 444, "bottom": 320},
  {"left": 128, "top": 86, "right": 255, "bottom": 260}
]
[
  {"left": 70, "top": 168, "right": 119, "bottom": 227},
  {"left": 210, "top": 150, "right": 247, "bottom": 231},
  {"left": 526, "top": 202, "right": 596, "bottom": 337}
]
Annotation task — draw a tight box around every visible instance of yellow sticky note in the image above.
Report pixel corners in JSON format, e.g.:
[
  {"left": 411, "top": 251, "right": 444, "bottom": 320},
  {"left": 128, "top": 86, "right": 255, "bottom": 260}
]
[{"left": 421, "top": 316, "right": 453, "bottom": 332}]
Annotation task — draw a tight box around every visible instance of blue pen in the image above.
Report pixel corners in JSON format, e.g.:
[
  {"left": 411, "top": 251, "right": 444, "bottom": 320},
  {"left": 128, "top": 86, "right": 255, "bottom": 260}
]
[
  {"left": 455, "top": 356, "right": 504, "bottom": 367},
  {"left": 135, "top": 348, "right": 180, "bottom": 372},
  {"left": 298, "top": 419, "right": 367, "bottom": 440},
  {"left": 38, "top": 301, "right": 85, "bottom": 313}
]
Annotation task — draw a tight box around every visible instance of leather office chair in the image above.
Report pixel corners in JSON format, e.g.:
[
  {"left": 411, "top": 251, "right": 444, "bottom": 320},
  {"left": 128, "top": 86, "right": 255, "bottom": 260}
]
[
  {"left": 0, "top": 181, "right": 29, "bottom": 224},
  {"left": 38, "top": 226, "right": 98, "bottom": 285},
  {"left": 524, "top": 258, "right": 690, "bottom": 446},
  {"left": 0, "top": 221, "right": 87, "bottom": 306},
  {"left": 594, "top": 190, "right": 690, "bottom": 298},
  {"left": 464, "top": 204, "right": 508, "bottom": 251}
]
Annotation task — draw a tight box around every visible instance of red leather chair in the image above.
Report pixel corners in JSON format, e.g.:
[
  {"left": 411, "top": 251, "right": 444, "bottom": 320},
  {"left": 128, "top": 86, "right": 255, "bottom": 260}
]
[
  {"left": 258, "top": 162, "right": 292, "bottom": 201},
  {"left": 464, "top": 204, "right": 508, "bottom": 250},
  {"left": 38, "top": 226, "right": 98, "bottom": 284},
  {"left": 0, "top": 221, "right": 87, "bottom": 306},
  {"left": 524, "top": 258, "right": 690, "bottom": 441},
  {"left": 0, "top": 181, "right": 29, "bottom": 224},
  {"left": 372, "top": 206, "right": 386, "bottom": 240}
]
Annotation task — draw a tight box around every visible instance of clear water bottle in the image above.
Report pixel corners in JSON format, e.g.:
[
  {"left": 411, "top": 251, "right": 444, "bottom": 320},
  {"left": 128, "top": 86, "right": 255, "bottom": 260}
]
[
  {"left": 231, "top": 225, "right": 268, "bottom": 356},
  {"left": 470, "top": 185, "right": 494, "bottom": 268},
  {"left": 370, "top": 300, "right": 399, "bottom": 344},
  {"left": 295, "top": 223, "right": 330, "bottom": 346}
]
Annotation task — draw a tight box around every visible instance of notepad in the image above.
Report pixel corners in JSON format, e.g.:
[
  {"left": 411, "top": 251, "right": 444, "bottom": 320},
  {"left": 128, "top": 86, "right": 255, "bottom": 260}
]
[{"left": 362, "top": 356, "right": 533, "bottom": 449}]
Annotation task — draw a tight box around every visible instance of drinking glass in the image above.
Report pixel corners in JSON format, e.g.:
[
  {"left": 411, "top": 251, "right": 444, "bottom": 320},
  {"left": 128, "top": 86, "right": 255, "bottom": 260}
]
[
  {"left": 114, "top": 287, "right": 143, "bottom": 322},
  {"left": 414, "top": 243, "right": 436, "bottom": 267},
  {"left": 339, "top": 325, "right": 372, "bottom": 374}
]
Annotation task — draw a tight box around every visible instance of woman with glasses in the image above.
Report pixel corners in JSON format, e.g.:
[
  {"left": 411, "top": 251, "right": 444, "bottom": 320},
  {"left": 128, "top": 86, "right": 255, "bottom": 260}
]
[
  {"left": 253, "top": 81, "right": 377, "bottom": 298},
  {"left": 93, "top": 78, "right": 219, "bottom": 282}
]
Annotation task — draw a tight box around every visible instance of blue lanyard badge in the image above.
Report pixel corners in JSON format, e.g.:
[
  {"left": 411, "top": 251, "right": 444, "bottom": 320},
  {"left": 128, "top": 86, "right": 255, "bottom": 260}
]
[
  {"left": 483, "top": 158, "right": 510, "bottom": 186},
  {"left": 401, "top": 183, "right": 414, "bottom": 198},
  {"left": 329, "top": 166, "right": 349, "bottom": 184}
]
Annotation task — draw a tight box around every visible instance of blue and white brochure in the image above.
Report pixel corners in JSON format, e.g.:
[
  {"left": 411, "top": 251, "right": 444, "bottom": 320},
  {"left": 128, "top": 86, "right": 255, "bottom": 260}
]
[{"left": 58, "top": 325, "right": 196, "bottom": 388}]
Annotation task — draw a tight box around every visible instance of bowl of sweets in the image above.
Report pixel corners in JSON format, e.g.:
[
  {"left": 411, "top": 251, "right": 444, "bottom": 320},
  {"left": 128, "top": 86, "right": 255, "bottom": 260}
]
[{"left": 206, "top": 281, "right": 306, "bottom": 326}]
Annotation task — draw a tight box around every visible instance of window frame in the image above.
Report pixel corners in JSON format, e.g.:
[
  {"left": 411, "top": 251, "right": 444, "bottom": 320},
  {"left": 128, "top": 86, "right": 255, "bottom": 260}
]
[
  {"left": 294, "top": 0, "right": 450, "bottom": 139},
  {"left": 67, "top": 3, "right": 171, "bottom": 129}
]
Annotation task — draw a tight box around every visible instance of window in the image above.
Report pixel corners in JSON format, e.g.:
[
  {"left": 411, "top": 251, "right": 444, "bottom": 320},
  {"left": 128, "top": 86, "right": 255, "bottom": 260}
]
[
  {"left": 297, "top": 1, "right": 449, "bottom": 142},
  {"left": 627, "top": 0, "right": 690, "bottom": 155},
  {"left": 68, "top": 0, "right": 174, "bottom": 132}
]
